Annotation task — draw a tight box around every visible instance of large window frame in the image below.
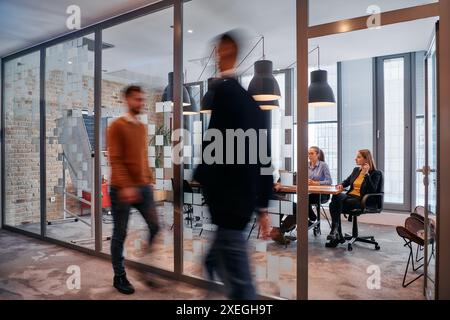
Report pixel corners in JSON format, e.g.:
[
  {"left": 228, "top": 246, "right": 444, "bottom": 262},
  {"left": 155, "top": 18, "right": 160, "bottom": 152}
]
[
  {"left": 375, "top": 53, "right": 414, "bottom": 212},
  {"left": 0, "top": 0, "right": 448, "bottom": 300}
]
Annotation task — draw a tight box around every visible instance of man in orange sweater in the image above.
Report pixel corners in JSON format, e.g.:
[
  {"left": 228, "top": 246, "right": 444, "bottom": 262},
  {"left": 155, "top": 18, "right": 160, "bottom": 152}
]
[{"left": 107, "top": 85, "right": 159, "bottom": 295}]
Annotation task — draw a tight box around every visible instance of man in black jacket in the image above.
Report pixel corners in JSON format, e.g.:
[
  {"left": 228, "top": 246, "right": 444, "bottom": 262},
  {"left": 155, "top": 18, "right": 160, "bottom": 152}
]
[{"left": 194, "top": 32, "right": 272, "bottom": 300}]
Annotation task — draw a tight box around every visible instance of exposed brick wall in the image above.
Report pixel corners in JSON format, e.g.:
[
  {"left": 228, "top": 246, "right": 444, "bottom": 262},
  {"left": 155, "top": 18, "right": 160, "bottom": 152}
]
[
  {"left": 5, "top": 64, "right": 164, "bottom": 226},
  {"left": 4, "top": 55, "right": 41, "bottom": 226}
]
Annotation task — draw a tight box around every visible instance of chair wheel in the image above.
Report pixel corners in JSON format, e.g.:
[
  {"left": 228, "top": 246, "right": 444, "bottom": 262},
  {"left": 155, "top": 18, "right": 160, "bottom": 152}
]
[
  {"left": 375, "top": 245, "right": 380, "bottom": 250},
  {"left": 348, "top": 244, "right": 353, "bottom": 251}
]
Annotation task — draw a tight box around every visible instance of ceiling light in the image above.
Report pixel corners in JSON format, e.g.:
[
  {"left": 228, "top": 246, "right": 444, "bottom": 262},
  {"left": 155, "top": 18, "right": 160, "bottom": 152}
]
[{"left": 308, "top": 46, "right": 336, "bottom": 107}]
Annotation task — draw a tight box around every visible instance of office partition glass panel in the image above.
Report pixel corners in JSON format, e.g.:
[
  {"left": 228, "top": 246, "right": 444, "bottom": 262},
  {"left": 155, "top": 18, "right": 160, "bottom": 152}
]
[
  {"left": 100, "top": 6, "right": 174, "bottom": 271},
  {"left": 309, "top": 0, "right": 438, "bottom": 26},
  {"left": 183, "top": 0, "right": 297, "bottom": 299},
  {"left": 3, "top": 52, "right": 41, "bottom": 233},
  {"left": 415, "top": 52, "right": 426, "bottom": 207},
  {"left": 45, "top": 35, "right": 96, "bottom": 248},
  {"left": 307, "top": 18, "right": 435, "bottom": 299},
  {"left": 424, "top": 38, "right": 437, "bottom": 300}
]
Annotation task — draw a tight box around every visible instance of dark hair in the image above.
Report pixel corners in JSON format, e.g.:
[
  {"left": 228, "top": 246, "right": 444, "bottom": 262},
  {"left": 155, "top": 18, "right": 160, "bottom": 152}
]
[
  {"left": 123, "top": 85, "right": 143, "bottom": 97},
  {"left": 218, "top": 32, "right": 239, "bottom": 57},
  {"left": 310, "top": 146, "right": 325, "bottom": 162}
]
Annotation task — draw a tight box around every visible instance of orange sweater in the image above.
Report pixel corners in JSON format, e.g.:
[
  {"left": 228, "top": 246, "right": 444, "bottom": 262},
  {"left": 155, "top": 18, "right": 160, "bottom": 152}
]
[{"left": 107, "top": 116, "right": 154, "bottom": 188}]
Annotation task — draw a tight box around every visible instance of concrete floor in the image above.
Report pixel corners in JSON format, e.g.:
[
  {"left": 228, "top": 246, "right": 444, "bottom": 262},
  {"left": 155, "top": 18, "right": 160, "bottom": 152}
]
[
  {"left": 0, "top": 229, "right": 223, "bottom": 300},
  {"left": 0, "top": 217, "right": 426, "bottom": 300}
]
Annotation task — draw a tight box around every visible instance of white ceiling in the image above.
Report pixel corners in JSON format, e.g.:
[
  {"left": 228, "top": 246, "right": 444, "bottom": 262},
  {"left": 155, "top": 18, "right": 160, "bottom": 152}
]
[
  {"left": 0, "top": 0, "right": 438, "bottom": 85},
  {"left": 0, "top": 0, "right": 160, "bottom": 57}
]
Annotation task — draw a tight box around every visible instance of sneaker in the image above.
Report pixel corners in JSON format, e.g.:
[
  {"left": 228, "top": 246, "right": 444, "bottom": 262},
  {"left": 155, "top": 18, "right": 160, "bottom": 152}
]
[
  {"left": 270, "top": 228, "right": 291, "bottom": 245},
  {"left": 113, "top": 274, "right": 135, "bottom": 295}
]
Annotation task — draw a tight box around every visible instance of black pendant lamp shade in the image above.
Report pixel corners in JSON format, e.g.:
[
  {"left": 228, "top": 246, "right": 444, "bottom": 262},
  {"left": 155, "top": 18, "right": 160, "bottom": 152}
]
[
  {"left": 308, "top": 69, "right": 336, "bottom": 107},
  {"left": 184, "top": 86, "right": 199, "bottom": 115},
  {"left": 258, "top": 99, "right": 279, "bottom": 111},
  {"left": 248, "top": 60, "right": 281, "bottom": 102},
  {"left": 161, "top": 72, "right": 191, "bottom": 107},
  {"left": 200, "top": 77, "right": 220, "bottom": 114}
]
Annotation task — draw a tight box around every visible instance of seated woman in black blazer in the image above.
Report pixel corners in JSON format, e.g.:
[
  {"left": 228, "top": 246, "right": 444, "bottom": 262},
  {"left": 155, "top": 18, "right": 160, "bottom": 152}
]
[{"left": 326, "top": 149, "right": 382, "bottom": 248}]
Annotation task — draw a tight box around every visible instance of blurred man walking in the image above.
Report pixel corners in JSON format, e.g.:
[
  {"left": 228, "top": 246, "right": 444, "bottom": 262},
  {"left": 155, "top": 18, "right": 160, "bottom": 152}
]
[
  {"left": 195, "top": 32, "right": 273, "bottom": 300},
  {"left": 107, "top": 85, "right": 160, "bottom": 295}
]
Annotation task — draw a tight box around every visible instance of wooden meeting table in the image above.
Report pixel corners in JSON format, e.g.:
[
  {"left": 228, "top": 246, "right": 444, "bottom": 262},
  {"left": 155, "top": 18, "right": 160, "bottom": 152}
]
[
  {"left": 274, "top": 184, "right": 342, "bottom": 236},
  {"left": 188, "top": 181, "right": 341, "bottom": 236}
]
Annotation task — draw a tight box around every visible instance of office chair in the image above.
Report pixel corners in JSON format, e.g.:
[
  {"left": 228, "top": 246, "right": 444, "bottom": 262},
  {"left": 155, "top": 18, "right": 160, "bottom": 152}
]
[
  {"left": 170, "top": 179, "right": 195, "bottom": 229},
  {"left": 342, "top": 172, "right": 384, "bottom": 251},
  {"left": 396, "top": 216, "right": 435, "bottom": 287}
]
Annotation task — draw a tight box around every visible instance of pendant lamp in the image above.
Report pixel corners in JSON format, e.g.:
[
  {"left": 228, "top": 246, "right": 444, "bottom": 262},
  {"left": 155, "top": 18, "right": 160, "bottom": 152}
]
[
  {"left": 161, "top": 72, "right": 192, "bottom": 108},
  {"left": 258, "top": 99, "right": 279, "bottom": 111},
  {"left": 247, "top": 37, "right": 281, "bottom": 103},
  {"left": 308, "top": 46, "right": 336, "bottom": 107},
  {"left": 184, "top": 86, "right": 199, "bottom": 115}
]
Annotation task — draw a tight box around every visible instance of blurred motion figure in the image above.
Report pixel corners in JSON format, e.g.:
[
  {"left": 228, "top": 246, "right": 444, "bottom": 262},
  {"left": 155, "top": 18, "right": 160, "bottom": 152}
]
[
  {"left": 194, "top": 31, "right": 273, "bottom": 300},
  {"left": 107, "top": 85, "right": 160, "bottom": 294}
]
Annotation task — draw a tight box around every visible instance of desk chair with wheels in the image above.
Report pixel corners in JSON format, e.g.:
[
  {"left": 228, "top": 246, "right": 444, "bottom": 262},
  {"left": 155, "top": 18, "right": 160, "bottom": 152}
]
[{"left": 343, "top": 172, "right": 384, "bottom": 251}]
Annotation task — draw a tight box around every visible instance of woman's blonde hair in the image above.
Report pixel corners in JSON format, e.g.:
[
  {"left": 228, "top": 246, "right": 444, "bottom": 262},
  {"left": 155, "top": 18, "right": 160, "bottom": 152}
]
[{"left": 358, "top": 149, "right": 376, "bottom": 171}]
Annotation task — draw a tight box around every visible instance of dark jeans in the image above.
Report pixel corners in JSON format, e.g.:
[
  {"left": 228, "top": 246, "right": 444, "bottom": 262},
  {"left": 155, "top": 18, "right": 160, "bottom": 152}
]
[
  {"left": 329, "top": 193, "right": 361, "bottom": 227},
  {"left": 205, "top": 226, "right": 256, "bottom": 300},
  {"left": 110, "top": 185, "right": 159, "bottom": 277},
  {"left": 280, "top": 194, "right": 330, "bottom": 233}
]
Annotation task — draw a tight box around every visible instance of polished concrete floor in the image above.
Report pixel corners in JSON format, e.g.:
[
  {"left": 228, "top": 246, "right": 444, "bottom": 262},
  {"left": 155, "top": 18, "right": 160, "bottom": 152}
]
[
  {"left": 1, "top": 215, "right": 427, "bottom": 300},
  {"left": 0, "top": 229, "right": 223, "bottom": 300}
]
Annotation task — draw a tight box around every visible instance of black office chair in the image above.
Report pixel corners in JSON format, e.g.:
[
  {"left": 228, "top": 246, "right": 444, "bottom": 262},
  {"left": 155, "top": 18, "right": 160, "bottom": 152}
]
[
  {"left": 170, "top": 179, "right": 197, "bottom": 229},
  {"left": 343, "top": 172, "right": 384, "bottom": 251}
]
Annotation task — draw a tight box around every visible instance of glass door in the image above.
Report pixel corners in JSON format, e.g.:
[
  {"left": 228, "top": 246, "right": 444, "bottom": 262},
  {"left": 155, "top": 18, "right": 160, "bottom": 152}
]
[{"left": 422, "top": 23, "right": 438, "bottom": 300}]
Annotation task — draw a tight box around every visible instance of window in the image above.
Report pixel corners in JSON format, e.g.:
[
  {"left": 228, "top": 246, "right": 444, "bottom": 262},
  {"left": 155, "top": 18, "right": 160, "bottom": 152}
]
[
  {"left": 45, "top": 35, "right": 95, "bottom": 247},
  {"left": 340, "top": 58, "right": 374, "bottom": 179},
  {"left": 383, "top": 58, "right": 405, "bottom": 204}
]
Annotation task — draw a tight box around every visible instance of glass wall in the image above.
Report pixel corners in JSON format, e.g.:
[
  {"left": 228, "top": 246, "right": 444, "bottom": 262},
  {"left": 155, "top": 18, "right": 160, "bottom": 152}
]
[
  {"left": 45, "top": 35, "right": 96, "bottom": 248},
  {"left": 307, "top": 16, "right": 436, "bottom": 299},
  {"left": 3, "top": 52, "right": 41, "bottom": 233},
  {"left": 415, "top": 52, "right": 426, "bottom": 207},
  {"left": 183, "top": 0, "right": 297, "bottom": 299},
  {"left": 1, "top": 0, "right": 443, "bottom": 301},
  {"left": 100, "top": 6, "right": 174, "bottom": 271}
]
